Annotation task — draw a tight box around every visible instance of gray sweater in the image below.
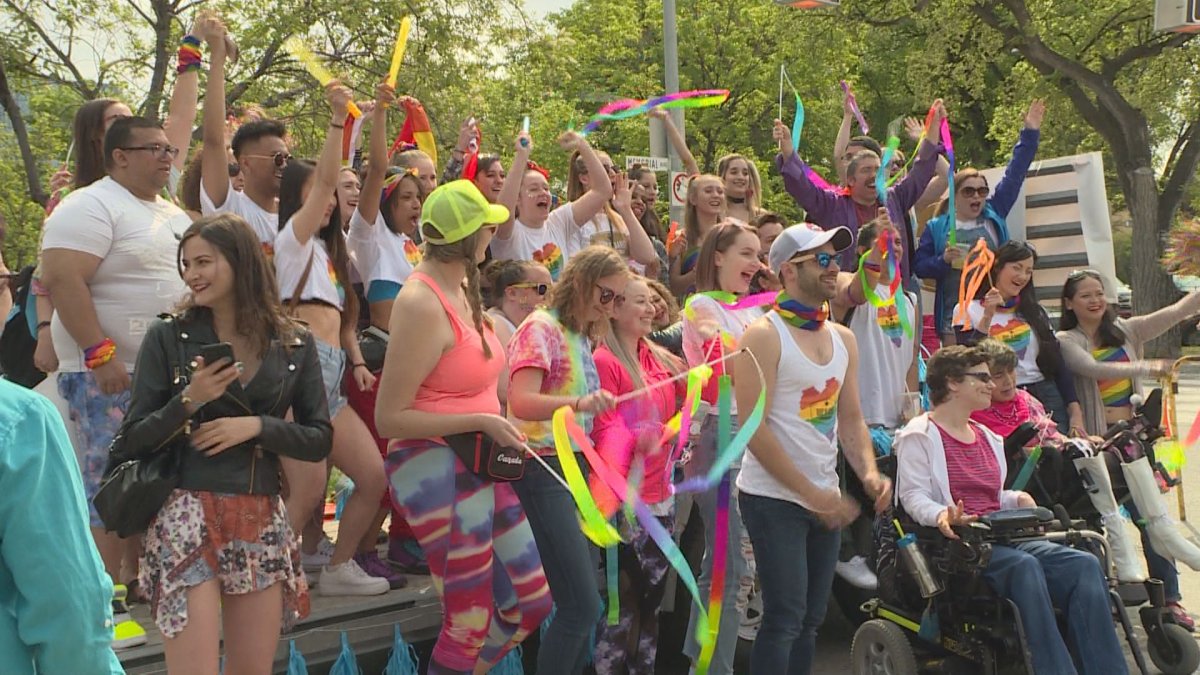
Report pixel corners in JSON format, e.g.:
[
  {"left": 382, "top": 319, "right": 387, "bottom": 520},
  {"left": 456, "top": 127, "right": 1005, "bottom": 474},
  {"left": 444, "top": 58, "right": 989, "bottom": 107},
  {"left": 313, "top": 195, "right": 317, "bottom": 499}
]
[{"left": 1056, "top": 292, "right": 1200, "bottom": 436}]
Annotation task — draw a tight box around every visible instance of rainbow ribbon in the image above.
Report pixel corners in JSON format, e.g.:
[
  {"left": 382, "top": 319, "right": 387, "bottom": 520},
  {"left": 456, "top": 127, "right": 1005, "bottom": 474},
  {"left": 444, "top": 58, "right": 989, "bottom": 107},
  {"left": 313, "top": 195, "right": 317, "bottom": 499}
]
[
  {"left": 780, "top": 65, "right": 804, "bottom": 152},
  {"left": 686, "top": 290, "right": 778, "bottom": 314},
  {"left": 581, "top": 90, "right": 730, "bottom": 135},
  {"left": 941, "top": 117, "right": 957, "bottom": 247},
  {"left": 875, "top": 133, "right": 900, "bottom": 205},
  {"left": 283, "top": 37, "right": 362, "bottom": 118},
  {"left": 858, "top": 231, "right": 914, "bottom": 339},
  {"left": 841, "top": 79, "right": 869, "bottom": 134},
  {"left": 664, "top": 365, "right": 713, "bottom": 487},
  {"left": 551, "top": 407, "right": 625, "bottom": 547},
  {"left": 694, "top": 377, "right": 734, "bottom": 673}
]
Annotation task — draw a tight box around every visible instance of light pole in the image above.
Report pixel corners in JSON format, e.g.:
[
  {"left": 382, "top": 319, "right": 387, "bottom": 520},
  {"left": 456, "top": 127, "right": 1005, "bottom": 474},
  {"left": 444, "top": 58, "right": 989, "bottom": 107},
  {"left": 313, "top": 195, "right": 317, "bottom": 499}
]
[{"left": 650, "top": 0, "right": 684, "bottom": 225}]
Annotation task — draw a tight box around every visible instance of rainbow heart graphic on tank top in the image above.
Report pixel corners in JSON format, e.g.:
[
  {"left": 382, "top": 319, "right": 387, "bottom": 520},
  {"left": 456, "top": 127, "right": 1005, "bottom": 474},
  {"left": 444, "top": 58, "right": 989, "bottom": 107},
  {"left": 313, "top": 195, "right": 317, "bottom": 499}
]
[
  {"left": 532, "top": 242, "right": 563, "bottom": 280},
  {"left": 876, "top": 303, "right": 903, "bottom": 348},
  {"left": 1093, "top": 346, "right": 1133, "bottom": 406},
  {"left": 989, "top": 317, "right": 1031, "bottom": 359},
  {"left": 403, "top": 239, "right": 422, "bottom": 267},
  {"left": 326, "top": 258, "right": 344, "bottom": 305},
  {"left": 799, "top": 377, "right": 841, "bottom": 441}
]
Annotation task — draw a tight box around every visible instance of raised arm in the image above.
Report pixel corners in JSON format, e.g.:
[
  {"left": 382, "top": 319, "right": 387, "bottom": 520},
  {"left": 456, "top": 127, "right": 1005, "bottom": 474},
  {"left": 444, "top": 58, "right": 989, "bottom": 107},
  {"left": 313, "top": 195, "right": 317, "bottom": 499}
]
[
  {"left": 612, "top": 172, "right": 658, "bottom": 265},
  {"left": 890, "top": 100, "right": 946, "bottom": 213},
  {"left": 650, "top": 109, "right": 700, "bottom": 176},
  {"left": 1056, "top": 332, "right": 1166, "bottom": 381},
  {"left": 560, "top": 131, "right": 614, "bottom": 227},
  {"left": 356, "top": 84, "right": 396, "bottom": 226},
  {"left": 989, "top": 100, "right": 1044, "bottom": 218},
  {"left": 494, "top": 129, "right": 533, "bottom": 241},
  {"left": 773, "top": 119, "right": 842, "bottom": 225},
  {"left": 1124, "top": 290, "right": 1200, "bottom": 346},
  {"left": 833, "top": 88, "right": 854, "bottom": 180},
  {"left": 442, "top": 116, "right": 478, "bottom": 185},
  {"left": 199, "top": 18, "right": 232, "bottom": 209},
  {"left": 292, "top": 84, "right": 353, "bottom": 245}
]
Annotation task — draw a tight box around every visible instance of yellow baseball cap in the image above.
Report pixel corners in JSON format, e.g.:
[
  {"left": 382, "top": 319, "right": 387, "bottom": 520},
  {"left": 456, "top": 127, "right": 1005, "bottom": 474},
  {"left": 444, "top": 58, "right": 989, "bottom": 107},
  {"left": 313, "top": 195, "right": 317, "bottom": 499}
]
[{"left": 421, "top": 180, "right": 510, "bottom": 245}]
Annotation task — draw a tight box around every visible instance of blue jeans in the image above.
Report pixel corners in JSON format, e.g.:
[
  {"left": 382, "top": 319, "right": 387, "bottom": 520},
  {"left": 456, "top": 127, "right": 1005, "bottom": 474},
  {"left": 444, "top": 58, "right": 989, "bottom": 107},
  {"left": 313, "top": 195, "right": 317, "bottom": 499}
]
[
  {"left": 512, "top": 454, "right": 600, "bottom": 675},
  {"left": 738, "top": 492, "right": 840, "bottom": 675},
  {"left": 983, "top": 540, "right": 1128, "bottom": 675}
]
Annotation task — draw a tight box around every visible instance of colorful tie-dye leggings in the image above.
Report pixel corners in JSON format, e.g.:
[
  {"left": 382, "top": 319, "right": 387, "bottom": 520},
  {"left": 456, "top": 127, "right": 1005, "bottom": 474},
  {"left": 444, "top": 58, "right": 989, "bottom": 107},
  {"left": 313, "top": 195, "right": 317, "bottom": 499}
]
[{"left": 386, "top": 442, "right": 553, "bottom": 674}]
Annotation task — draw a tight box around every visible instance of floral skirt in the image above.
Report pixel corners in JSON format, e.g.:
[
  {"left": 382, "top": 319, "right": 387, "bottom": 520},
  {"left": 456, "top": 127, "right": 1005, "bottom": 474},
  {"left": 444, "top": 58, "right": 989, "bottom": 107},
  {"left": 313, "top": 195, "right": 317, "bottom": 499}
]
[{"left": 139, "top": 489, "right": 310, "bottom": 638}]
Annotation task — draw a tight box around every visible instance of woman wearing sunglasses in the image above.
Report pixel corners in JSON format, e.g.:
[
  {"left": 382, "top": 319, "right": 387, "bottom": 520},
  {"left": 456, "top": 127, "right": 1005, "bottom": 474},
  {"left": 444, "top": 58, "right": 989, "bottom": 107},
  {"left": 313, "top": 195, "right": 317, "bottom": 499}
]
[
  {"left": 679, "top": 219, "right": 765, "bottom": 675},
  {"left": 506, "top": 246, "right": 626, "bottom": 674},
  {"left": 484, "top": 259, "right": 552, "bottom": 351},
  {"left": 915, "top": 99, "right": 1044, "bottom": 345}
]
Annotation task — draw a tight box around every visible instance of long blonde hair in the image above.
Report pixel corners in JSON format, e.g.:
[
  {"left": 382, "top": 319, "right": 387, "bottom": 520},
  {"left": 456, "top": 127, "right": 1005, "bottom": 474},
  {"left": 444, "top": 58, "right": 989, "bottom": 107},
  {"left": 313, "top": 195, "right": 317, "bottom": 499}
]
[
  {"left": 547, "top": 246, "right": 627, "bottom": 340},
  {"left": 602, "top": 278, "right": 684, "bottom": 389},
  {"left": 568, "top": 150, "right": 626, "bottom": 238},
  {"left": 684, "top": 174, "right": 725, "bottom": 249}
]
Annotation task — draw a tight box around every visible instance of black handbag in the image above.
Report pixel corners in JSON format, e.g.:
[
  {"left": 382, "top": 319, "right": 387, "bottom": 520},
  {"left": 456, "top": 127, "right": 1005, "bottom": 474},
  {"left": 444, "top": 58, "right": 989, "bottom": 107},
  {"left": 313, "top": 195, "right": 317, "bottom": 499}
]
[
  {"left": 93, "top": 319, "right": 189, "bottom": 537},
  {"left": 444, "top": 431, "right": 526, "bottom": 482}
]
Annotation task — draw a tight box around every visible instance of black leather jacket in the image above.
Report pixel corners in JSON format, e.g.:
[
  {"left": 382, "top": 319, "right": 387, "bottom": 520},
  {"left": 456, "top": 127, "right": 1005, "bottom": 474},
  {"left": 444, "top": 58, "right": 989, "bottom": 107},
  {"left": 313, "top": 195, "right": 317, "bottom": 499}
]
[{"left": 113, "top": 313, "right": 332, "bottom": 496}]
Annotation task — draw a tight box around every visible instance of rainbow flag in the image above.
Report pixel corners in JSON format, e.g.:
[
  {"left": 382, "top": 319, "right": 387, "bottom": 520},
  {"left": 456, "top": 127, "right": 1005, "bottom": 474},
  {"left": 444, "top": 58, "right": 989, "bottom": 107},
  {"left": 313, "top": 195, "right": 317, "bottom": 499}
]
[{"left": 391, "top": 99, "right": 437, "bottom": 166}]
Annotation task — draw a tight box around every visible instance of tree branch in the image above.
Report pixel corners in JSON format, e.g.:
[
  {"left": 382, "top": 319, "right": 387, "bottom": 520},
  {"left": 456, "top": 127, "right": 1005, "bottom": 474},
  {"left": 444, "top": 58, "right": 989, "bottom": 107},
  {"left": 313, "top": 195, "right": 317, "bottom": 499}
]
[
  {"left": 1158, "top": 122, "right": 1200, "bottom": 227},
  {"left": 226, "top": 35, "right": 285, "bottom": 104},
  {"left": 0, "top": 52, "right": 48, "bottom": 206},
  {"left": 1102, "top": 31, "right": 1197, "bottom": 80},
  {"left": 2, "top": 0, "right": 95, "bottom": 98},
  {"left": 122, "top": 0, "right": 154, "bottom": 26}
]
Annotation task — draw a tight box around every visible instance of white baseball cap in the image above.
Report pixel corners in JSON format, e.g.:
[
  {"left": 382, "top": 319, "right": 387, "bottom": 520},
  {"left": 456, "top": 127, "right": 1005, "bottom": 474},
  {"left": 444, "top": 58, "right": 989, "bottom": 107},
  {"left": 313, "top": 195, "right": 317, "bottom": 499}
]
[{"left": 768, "top": 223, "right": 854, "bottom": 272}]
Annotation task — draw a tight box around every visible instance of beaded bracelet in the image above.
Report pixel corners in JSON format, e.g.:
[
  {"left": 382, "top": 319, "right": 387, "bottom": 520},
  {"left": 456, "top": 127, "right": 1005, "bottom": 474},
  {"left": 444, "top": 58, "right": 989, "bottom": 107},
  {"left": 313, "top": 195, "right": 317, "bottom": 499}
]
[
  {"left": 84, "top": 337, "right": 117, "bottom": 370},
  {"left": 177, "top": 35, "right": 203, "bottom": 74}
]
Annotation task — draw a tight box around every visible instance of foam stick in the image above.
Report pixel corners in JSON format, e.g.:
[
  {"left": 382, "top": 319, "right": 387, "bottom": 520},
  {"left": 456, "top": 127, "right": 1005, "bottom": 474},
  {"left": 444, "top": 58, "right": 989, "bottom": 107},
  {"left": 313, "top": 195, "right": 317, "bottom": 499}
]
[
  {"left": 941, "top": 117, "right": 957, "bottom": 246},
  {"left": 385, "top": 17, "right": 412, "bottom": 88},
  {"left": 1010, "top": 446, "right": 1043, "bottom": 492},
  {"left": 841, "top": 80, "right": 869, "bottom": 134},
  {"left": 521, "top": 115, "right": 530, "bottom": 148},
  {"left": 551, "top": 407, "right": 624, "bottom": 546},
  {"left": 666, "top": 221, "right": 681, "bottom": 250},
  {"left": 284, "top": 37, "right": 362, "bottom": 118}
]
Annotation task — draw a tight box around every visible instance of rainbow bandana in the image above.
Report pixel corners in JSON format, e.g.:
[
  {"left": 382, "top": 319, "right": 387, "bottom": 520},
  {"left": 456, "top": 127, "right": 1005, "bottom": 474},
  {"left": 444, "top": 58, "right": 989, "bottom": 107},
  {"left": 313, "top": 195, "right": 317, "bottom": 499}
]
[{"left": 774, "top": 292, "right": 829, "bottom": 331}]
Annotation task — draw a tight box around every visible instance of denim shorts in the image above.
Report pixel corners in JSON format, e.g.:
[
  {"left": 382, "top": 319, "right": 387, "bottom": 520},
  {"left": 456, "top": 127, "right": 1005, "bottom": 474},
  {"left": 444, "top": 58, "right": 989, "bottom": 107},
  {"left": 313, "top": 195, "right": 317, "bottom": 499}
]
[
  {"left": 58, "top": 370, "right": 131, "bottom": 527},
  {"left": 314, "top": 338, "right": 348, "bottom": 419}
]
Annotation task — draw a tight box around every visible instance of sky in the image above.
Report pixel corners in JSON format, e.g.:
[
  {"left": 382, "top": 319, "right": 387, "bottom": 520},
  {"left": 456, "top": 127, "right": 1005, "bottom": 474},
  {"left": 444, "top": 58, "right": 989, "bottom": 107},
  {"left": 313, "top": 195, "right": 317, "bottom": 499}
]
[{"left": 525, "top": 0, "right": 575, "bottom": 16}]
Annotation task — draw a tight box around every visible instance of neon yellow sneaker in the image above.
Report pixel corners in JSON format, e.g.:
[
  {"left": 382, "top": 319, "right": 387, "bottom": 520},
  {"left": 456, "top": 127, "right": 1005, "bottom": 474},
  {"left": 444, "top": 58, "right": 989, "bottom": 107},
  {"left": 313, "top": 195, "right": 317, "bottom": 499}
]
[{"left": 111, "top": 584, "right": 148, "bottom": 650}]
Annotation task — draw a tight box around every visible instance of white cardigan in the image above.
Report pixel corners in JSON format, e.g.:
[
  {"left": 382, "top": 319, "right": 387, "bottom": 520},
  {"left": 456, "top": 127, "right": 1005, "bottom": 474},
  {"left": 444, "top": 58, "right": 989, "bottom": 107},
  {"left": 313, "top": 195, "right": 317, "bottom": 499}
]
[{"left": 894, "top": 413, "right": 1023, "bottom": 528}]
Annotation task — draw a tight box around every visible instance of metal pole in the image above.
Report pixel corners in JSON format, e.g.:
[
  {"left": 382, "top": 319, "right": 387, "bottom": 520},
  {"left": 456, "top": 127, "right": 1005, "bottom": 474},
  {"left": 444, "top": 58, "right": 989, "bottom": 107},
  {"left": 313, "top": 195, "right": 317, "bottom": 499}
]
[{"left": 662, "top": 0, "right": 685, "bottom": 226}]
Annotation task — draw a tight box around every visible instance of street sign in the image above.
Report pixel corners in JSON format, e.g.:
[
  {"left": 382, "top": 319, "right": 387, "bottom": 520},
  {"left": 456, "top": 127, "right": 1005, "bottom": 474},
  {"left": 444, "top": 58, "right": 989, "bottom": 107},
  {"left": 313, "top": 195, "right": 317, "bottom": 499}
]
[
  {"left": 670, "top": 171, "right": 691, "bottom": 208},
  {"left": 625, "top": 155, "right": 670, "bottom": 172}
]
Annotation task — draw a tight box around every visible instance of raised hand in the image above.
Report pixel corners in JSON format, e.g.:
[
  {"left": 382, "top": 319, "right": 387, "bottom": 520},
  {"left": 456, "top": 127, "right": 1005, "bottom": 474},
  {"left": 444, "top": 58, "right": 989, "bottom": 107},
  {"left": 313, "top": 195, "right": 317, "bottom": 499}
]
[
  {"left": 772, "top": 118, "right": 793, "bottom": 158},
  {"left": 557, "top": 130, "right": 585, "bottom": 153},
  {"left": 613, "top": 172, "right": 634, "bottom": 211},
  {"left": 375, "top": 82, "right": 397, "bottom": 108},
  {"left": 326, "top": 81, "right": 353, "bottom": 118},
  {"left": 1024, "top": 99, "right": 1046, "bottom": 130},
  {"left": 903, "top": 116, "right": 924, "bottom": 142}
]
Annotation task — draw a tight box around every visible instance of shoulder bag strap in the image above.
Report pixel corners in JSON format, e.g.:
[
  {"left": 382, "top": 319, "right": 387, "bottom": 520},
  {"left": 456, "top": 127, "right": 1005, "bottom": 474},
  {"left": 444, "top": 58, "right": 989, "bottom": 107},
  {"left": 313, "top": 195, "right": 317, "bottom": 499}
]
[{"left": 288, "top": 249, "right": 317, "bottom": 314}]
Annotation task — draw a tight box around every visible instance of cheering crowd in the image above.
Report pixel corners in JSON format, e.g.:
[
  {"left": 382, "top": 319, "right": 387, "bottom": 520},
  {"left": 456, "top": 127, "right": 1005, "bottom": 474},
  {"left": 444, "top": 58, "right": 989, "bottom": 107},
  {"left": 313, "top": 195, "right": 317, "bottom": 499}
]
[{"left": 5, "top": 10, "right": 1200, "bottom": 675}]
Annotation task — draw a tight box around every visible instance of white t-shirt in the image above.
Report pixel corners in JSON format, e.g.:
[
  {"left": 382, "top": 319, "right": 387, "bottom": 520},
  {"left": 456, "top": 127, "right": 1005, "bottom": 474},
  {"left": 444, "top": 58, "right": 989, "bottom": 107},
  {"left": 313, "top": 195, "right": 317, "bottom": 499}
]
[
  {"left": 575, "top": 210, "right": 630, "bottom": 258},
  {"left": 489, "top": 202, "right": 579, "bottom": 281},
  {"left": 681, "top": 293, "right": 763, "bottom": 416},
  {"left": 849, "top": 288, "right": 917, "bottom": 428},
  {"left": 41, "top": 177, "right": 190, "bottom": 372},
  {"left": 275, "top": 219, "right": 345, "bottom": 310},
  {"left": 200, "top": 180, "right": 278, "bottom": 254},
  {"left": 955, "top": 299, "right": 1043, "bottom": 385},
  {"left": 346, "top": 209, "right": 420, "bottom": 290},
  {"left": 737, "top": 312, "right": 848, "bottom": 509}
]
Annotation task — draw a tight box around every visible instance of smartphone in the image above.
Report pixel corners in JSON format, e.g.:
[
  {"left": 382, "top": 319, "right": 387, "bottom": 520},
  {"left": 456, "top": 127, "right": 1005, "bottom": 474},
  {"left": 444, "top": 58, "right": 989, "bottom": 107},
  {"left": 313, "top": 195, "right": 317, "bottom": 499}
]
[{"left": 198, "top": 342, "right": 235, "bottom": 370}]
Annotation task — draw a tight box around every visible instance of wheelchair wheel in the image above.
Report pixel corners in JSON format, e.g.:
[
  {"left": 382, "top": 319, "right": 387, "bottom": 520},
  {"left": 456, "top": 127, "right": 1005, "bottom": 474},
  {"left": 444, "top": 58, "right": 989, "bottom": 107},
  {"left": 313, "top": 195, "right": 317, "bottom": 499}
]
[
  {"left": 1147, "top": 622, "right": 1200, "bottom": 675},
  {"left": 851, "top": 618, "right": 919, "bottom": 675}
]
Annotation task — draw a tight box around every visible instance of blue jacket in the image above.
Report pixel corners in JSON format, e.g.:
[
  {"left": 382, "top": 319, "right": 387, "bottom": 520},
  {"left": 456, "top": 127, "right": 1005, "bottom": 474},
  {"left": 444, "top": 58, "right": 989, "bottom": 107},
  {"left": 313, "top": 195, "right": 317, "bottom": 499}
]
[
  {"left": 913, "top": 127, "right": 1040, "bottom": 332},
  {"left": 0, "top": 380, "right": 124, "bottom": 674}
]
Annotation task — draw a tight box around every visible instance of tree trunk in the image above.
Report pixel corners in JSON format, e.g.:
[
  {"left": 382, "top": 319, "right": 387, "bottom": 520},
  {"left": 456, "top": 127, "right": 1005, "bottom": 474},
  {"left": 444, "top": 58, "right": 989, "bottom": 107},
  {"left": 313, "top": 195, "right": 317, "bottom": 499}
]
[
  {"left": 0, "top": 53, "right": 47, "bottom": 206},
  {"left": 140, "top": 0, "right": 174, "bottom": 121},
  {"left": 1124, "top": 165, "right": 1183, "bottom": 357}
]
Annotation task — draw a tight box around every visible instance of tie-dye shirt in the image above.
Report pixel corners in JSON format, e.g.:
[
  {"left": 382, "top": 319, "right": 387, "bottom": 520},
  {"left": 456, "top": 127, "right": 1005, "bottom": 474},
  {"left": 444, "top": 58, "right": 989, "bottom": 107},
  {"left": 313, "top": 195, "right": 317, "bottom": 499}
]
[
  {"left": 955, "top": 300, "right": 1043, "bottom": 386},
  {"left": 736, "top": 311, "right": 849, "bottom": 510},
  {"left": 1092, "top": 346, "right": 1134, "bottom": 406},
  {"left": 506, "top": 309, "right": 601, "bottom": 454}
]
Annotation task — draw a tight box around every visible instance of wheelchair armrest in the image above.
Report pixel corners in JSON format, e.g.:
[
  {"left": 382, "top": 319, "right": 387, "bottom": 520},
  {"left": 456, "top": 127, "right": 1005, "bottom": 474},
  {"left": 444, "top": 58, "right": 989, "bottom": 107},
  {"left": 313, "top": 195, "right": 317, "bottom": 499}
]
[{"left": 978, "top": 506, "right": 1054, "bottom": 532}]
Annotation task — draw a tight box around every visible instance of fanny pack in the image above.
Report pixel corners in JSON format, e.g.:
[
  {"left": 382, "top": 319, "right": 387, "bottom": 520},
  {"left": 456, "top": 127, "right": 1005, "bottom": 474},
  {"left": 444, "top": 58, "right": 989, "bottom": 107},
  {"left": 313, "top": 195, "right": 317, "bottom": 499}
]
[{"left": 444, "top": 431, "right": 526, "bottom": 482}]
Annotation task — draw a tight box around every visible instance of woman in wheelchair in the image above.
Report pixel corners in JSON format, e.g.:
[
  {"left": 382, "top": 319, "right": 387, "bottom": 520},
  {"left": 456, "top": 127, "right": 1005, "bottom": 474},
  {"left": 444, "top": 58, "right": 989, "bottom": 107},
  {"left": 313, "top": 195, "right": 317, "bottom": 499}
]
[{"left": 896, "top": 346, "right": 1128, "bottom": 675}]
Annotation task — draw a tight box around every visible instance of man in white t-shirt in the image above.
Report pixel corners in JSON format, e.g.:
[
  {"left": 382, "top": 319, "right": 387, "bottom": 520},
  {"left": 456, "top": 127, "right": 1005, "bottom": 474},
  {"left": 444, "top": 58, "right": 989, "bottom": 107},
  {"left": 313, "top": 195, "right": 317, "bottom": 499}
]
[
  {"left": 199, "top": 20, "right": 286, "bottom": 254},
  {"left": 40, "top": 117, "right": 190, "bottom": 650}
]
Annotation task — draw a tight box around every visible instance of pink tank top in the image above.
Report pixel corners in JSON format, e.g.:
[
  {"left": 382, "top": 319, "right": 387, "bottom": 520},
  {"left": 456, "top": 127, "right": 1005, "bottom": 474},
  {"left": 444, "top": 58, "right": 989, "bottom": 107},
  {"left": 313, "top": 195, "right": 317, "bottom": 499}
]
[{"left": 409, "top": 272, "right": 504, "bottom": 416}]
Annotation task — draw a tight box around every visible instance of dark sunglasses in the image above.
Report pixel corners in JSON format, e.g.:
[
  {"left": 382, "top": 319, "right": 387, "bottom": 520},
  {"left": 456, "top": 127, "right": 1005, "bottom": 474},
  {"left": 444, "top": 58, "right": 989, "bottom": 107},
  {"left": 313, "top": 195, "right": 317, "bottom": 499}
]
[
  {"left": 245, "top": 151, "right": 293, "bottom": 168},
  {"left": 511, "top": 282, "right": 549, "bottom": 296},
  {"left": 596, "top": 284, "right": 619, "bottom": 304},
  {"left": 962, "top": 372, "right": 993, "bottom": 384},
  {"left": 227, "top": 162, "right": 241, "bottom": 178},
  {"left": 960, "top": 186, "right": 990, "bottom": 198},
  {"left": 789, "top": 251, "right": 837, "bottom": 269}
]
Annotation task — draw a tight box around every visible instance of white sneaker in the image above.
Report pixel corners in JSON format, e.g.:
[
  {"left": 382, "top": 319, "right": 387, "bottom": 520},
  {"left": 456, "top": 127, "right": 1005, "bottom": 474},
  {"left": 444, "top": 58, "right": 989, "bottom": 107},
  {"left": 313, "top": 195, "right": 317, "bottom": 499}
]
[
  {"left": 738, "top": 589, "right": 762, "bottom": 641},
  {"left": 301, "top": 537, "right": 336, "bottom": 572},
  {"left": 319, "top": 559, "right": 390, "bottom": 596},
  {"left": 835, "top": 555, "right": 878, "bottom": 590}
]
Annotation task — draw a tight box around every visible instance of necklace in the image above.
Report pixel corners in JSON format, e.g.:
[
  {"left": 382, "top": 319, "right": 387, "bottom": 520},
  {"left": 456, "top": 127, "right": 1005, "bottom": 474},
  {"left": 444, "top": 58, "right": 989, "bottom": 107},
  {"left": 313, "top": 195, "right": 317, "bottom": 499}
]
[{"left": 774, "top": 292, "right": 828, "bottom": 331}]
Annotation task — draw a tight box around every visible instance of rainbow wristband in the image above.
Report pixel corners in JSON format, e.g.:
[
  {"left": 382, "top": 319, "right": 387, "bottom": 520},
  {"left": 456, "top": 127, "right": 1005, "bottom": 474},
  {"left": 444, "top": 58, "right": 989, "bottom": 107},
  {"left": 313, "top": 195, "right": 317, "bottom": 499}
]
[
  {"left": 176, "top": 35, "right": 202, "bottom": 74},
  {"left": 84, "top": 337, "right": 117, "bottom": 370}
]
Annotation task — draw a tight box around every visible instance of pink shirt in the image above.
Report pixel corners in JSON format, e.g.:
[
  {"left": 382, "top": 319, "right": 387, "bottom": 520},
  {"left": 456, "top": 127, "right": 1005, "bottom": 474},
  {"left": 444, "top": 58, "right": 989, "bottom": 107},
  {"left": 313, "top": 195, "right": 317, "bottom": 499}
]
[
  {"left": 936, "top": 421, "right": 1001, "bottom": 516},
  {"left": 589, "top": 341, "right": 684, "bottom": 511}
]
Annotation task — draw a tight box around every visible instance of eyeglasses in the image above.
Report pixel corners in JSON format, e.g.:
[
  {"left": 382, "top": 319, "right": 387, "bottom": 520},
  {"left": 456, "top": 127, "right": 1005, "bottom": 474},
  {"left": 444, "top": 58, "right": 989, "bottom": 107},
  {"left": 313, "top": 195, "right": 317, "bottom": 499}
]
[
  {"left": 959, "top": 186, "right": 990, "bottom": 198},
  {"left": 245, "top": 151, "right": 293, "bottom": 168},
  {"left": 119, "top": 143, "right": 179, "bottom": 160},
  {"left": 962, "top": 372, "right": 993, "bottom": 384},
  {"left": 511, "top": 282, "right": 549, "bottom": 296},
  {"left": 789, "top": 251, "right": 837, "bottom": 269},
  {"left": 596, "top": 284, "right": 619, "bottom": 304}
]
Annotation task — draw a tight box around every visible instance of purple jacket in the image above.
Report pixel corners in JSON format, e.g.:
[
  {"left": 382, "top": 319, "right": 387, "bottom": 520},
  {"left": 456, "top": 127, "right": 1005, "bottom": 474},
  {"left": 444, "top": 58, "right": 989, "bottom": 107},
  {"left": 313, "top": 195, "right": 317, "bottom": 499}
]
[{"left": 776, "top": 138, "right": 943, "bottom": 276}]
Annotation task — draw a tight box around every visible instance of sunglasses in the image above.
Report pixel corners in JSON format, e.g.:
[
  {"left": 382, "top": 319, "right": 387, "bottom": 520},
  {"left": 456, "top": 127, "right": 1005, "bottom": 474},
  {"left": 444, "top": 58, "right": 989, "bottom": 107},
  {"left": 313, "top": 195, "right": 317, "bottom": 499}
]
[
  {"left": 511, "top": 282, "right": 549, "bottom": 296},
  {"left": 789, "top": 251, "right": 837, "bottom": 269},
  {"left": 960, "top": 186, "right": 990, "bottom": 198},
  {"left": 245, "top": 151, "right": 293, "bottom": 168},
  {"left": 962, "top": 372, "right": 993, "bottom": 384},
  {"left": 596, "top": 284, "right": 619, "bottom": 305},
  {"left": 227, "top": 162, "right": 241, "bottom": 178},
  {"left": 119, "top": 143, "right": 180, "bottom": 160},
  {"left": 1067, "top": 268, "right": 1102, "bottom": 281}
]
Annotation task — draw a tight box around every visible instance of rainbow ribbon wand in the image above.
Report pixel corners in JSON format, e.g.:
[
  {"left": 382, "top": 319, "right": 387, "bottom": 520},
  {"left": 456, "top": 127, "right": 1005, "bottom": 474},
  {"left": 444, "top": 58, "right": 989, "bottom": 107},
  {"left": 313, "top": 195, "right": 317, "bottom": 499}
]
[
  {"left": 841, "top": 80, "right": 869, "bottom": 134},
  {"left": 941, "top": 117, "right": 957, "bottom": 246},
  {"left": 782, "top": 65, "right": 804, "bottom": 152},
  {"left": 694, "top": 377, "right": 735, "bottom": 673}
]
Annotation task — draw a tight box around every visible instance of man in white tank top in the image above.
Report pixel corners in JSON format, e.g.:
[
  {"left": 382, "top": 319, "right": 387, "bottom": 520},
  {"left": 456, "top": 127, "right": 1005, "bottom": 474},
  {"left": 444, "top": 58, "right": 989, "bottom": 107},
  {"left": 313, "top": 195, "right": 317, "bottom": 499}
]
[{"left": 734, "top": 223, "right": 893, "bottom": 674}]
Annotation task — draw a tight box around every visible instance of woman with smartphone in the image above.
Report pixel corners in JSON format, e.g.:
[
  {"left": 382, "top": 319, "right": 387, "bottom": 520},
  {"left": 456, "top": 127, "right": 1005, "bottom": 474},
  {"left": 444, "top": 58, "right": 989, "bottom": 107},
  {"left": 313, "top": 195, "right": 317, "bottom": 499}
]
[{"left": 116, "top": 213, "right": 331, "bottom": 673}]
